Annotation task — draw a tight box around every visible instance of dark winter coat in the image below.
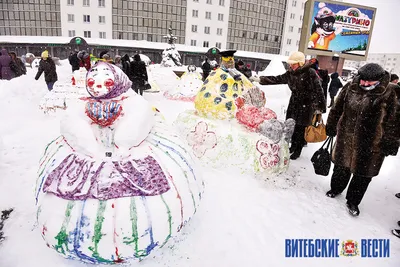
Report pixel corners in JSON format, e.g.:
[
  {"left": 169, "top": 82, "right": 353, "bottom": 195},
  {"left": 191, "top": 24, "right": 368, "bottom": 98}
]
[
  {"left": 121, "top": 54, "right": 131, "bottom": 77},
  {"left": 236, "top": 65, "right": 252, "bottom": 78},
  {"left": 69, "top": 52, "right": 80, "bottom": 72},
  {"left": 79, "top": 57, "right": 91, "bottom": 71},
  {"left": 317, "top": 69, "right": 330, "bottom": 99},
  {"left": 326, "top": 73, "right": 399, "bottom": 177},
  {"left": 35, "top": 58, "right": 58, "bottom": 84},
  {"left": 202, "top": 61, "right": 211, "bottom": 74},
  {"left": 259, "top": 63, "right": 326, "bottom": 126},
  {"left": 130, "top": 57, "right": 148, "bottom": 90},
  {"left": 328, "top": 72, "right": 343, "bottom": 97},
  {"left": 0, "top": 49, "right": 13, "bottom": 80}
]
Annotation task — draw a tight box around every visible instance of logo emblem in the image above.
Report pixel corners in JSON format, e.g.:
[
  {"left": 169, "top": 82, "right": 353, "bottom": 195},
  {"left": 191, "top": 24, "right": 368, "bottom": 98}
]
[{"left": 340, "top": 240, "right": 359, "bottom": 257}]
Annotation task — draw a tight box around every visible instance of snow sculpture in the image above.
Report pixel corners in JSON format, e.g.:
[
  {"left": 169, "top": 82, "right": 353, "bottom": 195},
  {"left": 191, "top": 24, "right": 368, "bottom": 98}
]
[
  {"left": 145, "top": 65, "right": 161, "bottom": 93},
  {"left": 174, "top": 51, "right": 293, "bottom": 175},
  {"left": 160, "top": 28, "right": 182, "bottom": 67},
  {"left": 164, "top": 65, "right": 203, "bottom": 101},
  {"left": 39, "top": 67, "right": 90, "bottom": 114},
  {"left": 35, "top": 62, "right": 203, "bottom": 264}
]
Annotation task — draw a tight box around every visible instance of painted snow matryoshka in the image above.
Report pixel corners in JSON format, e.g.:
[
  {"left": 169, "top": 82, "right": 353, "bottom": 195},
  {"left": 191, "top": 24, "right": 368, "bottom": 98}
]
[{"left": 35, "top": 61, "right": 203, "bottom": 264}]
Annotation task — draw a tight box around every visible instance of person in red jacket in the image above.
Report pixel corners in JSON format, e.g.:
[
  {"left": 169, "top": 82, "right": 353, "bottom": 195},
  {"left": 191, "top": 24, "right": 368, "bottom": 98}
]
[{"left": 77, "top": 50, "right": 91, "bottom": 71}]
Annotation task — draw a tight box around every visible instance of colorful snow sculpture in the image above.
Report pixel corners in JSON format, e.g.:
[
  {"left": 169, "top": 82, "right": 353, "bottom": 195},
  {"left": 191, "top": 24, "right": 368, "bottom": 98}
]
[
  {"left": 174, "top": 50, "right": 293, "bottom": 175},
  {"left": 164, "top": 65, "right": 203, "bottom": 101},
  {"left": 35, "top": 62, "right": 203, "bottom": 264},
  {"left": 39, "top": 67, "right": 90, "bottom": 113}
]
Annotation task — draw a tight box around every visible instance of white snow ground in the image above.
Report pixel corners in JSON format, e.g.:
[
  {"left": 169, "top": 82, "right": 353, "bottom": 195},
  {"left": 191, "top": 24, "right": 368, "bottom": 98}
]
[{"left": 0, "top": 61, "right": 399, "bottom": 267}]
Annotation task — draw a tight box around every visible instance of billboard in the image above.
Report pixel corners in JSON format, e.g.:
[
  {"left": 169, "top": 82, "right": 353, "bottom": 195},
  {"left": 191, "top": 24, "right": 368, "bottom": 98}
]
[{"left": 299, "top": 0, "right": 377, "bottom": 60}]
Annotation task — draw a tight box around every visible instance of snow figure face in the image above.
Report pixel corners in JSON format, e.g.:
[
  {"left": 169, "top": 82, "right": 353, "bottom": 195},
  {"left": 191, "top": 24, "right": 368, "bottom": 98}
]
[
  {"left": 221, "top": 56, "right": 235, "bottom": 69},
  {"left": 86, "top": 61, "right": 132, "bottom": 99}
]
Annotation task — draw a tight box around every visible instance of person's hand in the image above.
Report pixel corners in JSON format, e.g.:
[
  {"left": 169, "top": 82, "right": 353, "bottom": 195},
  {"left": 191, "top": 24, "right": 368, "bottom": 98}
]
[{"left": 249, "top": 76, "right": 260, "bottom": 83}]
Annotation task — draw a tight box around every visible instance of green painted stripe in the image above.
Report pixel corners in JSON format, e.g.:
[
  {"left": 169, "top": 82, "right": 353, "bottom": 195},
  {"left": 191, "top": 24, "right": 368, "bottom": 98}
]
[
  {"left": 54, "top": 201, "right": 75, "bottom": 254},
  {"left": 160, "top": 195, "right": 172, "bottom": 248}
]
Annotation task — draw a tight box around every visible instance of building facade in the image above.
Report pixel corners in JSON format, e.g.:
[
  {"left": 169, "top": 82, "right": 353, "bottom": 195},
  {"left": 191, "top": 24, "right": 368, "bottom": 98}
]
[
  {"left": 344, "top": 54, "right": 400, "bottom": 76},
  {"left": 185, "top": 0, "right": 229, "bottom": 50},
  {"left": 60, "top": 0, "right": 112, "bottom": 39},
  {"left": 281, "top": 0, "right": 306, "bottom": 56},
  {"left": 227, "top": 0, "right": 286, "bottom": 54},
  {"left": 0, "top": 0, "right": 61, "bottom": 36},
  {"left": 1, "top": 0, "right": 293, "bottom": 55}
]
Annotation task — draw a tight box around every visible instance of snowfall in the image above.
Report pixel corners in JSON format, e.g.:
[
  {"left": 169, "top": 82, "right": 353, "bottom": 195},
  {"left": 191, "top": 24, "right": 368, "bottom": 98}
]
[{"left": 0, "top": 60, "right": 399, "bottom": 267}]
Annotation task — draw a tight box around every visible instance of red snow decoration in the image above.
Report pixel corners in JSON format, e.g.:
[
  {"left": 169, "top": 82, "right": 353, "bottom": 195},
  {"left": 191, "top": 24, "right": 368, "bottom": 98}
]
[
  {"left": 236, "top": 105, "right": 277, "bottom": 130},
  {"left": 256, "top": 140, "right": 281, "bottom": 169},
  {"left": 71, "top": 76, "right": 76, "bottom": 86},
  {"left": 85, "top": 100, "right": 123, "bottom": 127}
]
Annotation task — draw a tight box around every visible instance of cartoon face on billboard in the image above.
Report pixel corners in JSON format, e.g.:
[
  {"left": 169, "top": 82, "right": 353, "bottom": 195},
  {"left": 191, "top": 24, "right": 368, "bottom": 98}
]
[{"left": 306, "top": 1, "right": 375, "bottom": 57}]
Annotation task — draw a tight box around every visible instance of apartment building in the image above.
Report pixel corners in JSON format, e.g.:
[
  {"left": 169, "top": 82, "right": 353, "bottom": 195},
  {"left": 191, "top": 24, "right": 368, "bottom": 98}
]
[{"left": 344, "top": 54, "right": 400, "bottom": 75}]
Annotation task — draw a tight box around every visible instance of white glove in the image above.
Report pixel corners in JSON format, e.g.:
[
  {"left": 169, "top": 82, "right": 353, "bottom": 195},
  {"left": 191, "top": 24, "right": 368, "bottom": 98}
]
[{"left": 249, "top": 76, "right": 260, "bottom": 83}]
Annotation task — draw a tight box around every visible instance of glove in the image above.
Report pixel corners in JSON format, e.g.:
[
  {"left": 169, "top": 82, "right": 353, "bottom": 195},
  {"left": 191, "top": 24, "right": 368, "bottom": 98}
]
[
  {"left": 325, "top": 125, "right": 336, "bottom": 137},
  {"left": 381, "top": 140, "right": 399, "bottom": 156},
  {"left": 249, "top": 76, "right": 260, "bottom": 83}
]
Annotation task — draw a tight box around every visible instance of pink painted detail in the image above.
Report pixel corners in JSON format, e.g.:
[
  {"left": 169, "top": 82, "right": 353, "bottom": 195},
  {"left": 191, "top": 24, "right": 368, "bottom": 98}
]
[
  {"left": 163, "top": 91, "right": 196, "bottom": 102},
  {"left": 236, "top": 105, "right": 277, "bottom": 130},
  {"left": 256, "top": 140, "right": 281, "bottom": 169},
  {"left": 187, "top": 121, "right": 217, "bottom": 158}
]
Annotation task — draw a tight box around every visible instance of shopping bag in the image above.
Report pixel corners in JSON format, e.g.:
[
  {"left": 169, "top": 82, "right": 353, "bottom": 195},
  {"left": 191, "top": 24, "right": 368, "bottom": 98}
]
[
  {"left": 311, "top": 136, "right": 334, "bottom": 176},
  {"left": 304, "top": 114, "right": 327, "bottom": 143}
]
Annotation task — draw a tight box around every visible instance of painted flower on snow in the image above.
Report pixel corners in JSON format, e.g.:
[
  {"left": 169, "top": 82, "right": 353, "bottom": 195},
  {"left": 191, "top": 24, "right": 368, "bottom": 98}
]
[
  {"left": 256, "top": 140, "right": 281, "bottom": 169},
  {"left": 187, "top": 121, "right": 217, "bottom": 158}
]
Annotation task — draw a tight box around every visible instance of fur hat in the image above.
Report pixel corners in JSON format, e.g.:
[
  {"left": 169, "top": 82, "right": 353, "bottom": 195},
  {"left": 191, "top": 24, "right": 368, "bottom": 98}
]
[
  {"left": 358, "top": 63, "right": 385, "bottom": 81},
  {"left": 390, "top": 73, "right": 399, "bottom": 82},
  {"left": 287, "top": 51, "right": 305, "bottom": 66}
]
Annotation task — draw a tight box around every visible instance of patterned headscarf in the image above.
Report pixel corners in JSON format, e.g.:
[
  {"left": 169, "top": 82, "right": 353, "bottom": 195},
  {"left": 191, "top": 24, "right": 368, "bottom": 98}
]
[{"left": 86, "top": 61, "right": 132, "bottom": 100}]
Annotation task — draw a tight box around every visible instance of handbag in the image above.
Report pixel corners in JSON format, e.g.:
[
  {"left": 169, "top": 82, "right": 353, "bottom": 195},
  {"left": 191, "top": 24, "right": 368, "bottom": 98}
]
[
  {"left": 304, "top": 114, "right": 327, "bottom": 143},
  {"left": 311, "top": 136, "right": 334, "bottom": 176}
]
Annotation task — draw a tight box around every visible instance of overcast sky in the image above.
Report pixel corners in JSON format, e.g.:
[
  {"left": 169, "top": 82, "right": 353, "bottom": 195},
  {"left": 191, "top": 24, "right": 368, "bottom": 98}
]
[{"left": 342, "top": 0, "right": 398, "bottom": 53}]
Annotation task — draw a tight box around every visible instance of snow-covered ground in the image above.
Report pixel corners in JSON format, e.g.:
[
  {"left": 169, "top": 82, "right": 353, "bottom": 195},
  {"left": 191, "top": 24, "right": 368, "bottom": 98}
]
[{"left": 0, "top": 61, "right": 399, "bottom": 267}]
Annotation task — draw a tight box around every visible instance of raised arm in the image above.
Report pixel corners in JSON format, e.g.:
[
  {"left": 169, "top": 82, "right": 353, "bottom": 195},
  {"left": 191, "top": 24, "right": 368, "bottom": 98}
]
[{"left": 259, "top": 71, "right": 290, "bottom": 85}]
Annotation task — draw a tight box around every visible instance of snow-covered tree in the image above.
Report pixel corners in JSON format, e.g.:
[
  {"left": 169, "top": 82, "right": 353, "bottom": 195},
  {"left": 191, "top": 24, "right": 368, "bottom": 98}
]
[{"left": 161, "top": 27, "right": 182, "bottom": 67}]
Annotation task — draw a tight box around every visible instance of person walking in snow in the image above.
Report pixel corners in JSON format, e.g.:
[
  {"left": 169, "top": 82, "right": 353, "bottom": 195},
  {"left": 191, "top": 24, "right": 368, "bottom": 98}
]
[
  {"left": 0, "top": 49, "right": 13, "bottom": 80},
  {"left": 201, "top": 58, "right": 212, "bottom": 81},
  {"left": 130, "top": 54, "right": 148, "bottom": 96},
  {"left": 35, "top": 50, "right": 58, "bottom": 91},
  {"left": 250, "top": 51, "right": 326, "bottom": 160},
  {"left": 328, "top": 72, "right": 343, "bottom": 108},
  {"left": 121, "top": 54, "right": 131, "bottom": 77},
  {"left": 9, "top": 52, "right": 26, "bottom": 78},
  {"left": 325, "top": 63, "right": 399, "bottom": 216}
]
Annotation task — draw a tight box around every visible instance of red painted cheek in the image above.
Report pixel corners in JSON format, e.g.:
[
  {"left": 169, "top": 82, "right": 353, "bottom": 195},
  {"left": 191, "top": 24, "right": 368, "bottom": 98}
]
[
  {"left": 87, "top": 78, "right": 95, "bottom": 88},
  {"left": 104, "top": 79, "right": 114, "bottom": 90}
]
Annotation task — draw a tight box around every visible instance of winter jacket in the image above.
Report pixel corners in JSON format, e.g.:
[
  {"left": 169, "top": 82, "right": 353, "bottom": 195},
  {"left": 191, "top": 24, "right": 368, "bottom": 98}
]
[
  {"left": 202, "top": 61, "right": 211, "bottom": 74},
  {"left": 68, "top": 52, "right": 80, "bottom": 72},
  {"left": 130, "top": 58, "right": 148, "bottom": 90},
  {"left": 10, "top": 58, "right": 26, "bottom": 77},
  {"left": 328, "top": 72, "right": 343, "bottom": 97},
  {"left": 317, "top": 69, "right": 330, "bottom": 98},
  {"left": 79, "top": 57, "right": 91, "bottom": 71},
  {"left": 35, "top": 58, "right": 58, "bottom": 84},
  {"left": 121, "top": 54, "right": 131, "bottom": 77},
  {"left": 259, "top": 63, "right": 326, "bottom": 126},
  {"left": 0, "top": 49, "right": 13, "bottom": 80},
  {"left": 326, "top": 73, "right": 399, "bottom": 177}
]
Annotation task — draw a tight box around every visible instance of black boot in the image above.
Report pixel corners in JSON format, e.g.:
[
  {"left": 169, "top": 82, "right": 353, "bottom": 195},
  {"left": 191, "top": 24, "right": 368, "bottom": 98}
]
[
  {"left": 290, "top": 148, "right": 302, "bottom": 160},
  {"left": 346, "top": 202, "right": 360, "bottom": 216},
  {"left": 326, "top": 190, "right": 340, "bottom": 198}
]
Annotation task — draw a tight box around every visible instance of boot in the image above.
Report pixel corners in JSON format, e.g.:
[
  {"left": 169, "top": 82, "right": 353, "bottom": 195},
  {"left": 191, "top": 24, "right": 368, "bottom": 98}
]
[
  {"left": 326, "top": 190, "right": 340, "bottom": 198},
  {"left": 346, "top": 202, "right": 360, "bottom": 217},
  {"left": 290, "top": 147, "right": 302, "bottom": 160}
]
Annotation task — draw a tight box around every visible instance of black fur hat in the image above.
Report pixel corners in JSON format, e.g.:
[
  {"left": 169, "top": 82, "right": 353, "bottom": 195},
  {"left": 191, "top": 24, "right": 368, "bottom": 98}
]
[
  {"left": 358, "top": 63, "right": 385, "bottom": 81},
  {"left": 390, "top": 73, "right": 399, "bottom": 82}
]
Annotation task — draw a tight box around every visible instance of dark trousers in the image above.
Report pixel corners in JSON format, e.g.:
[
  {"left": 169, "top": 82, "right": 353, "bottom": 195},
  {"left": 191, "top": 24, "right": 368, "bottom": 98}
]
[
  {"left": 290, "top": 123, "right": 306, "bottom": 154},
  {"left": 330, "top": 165, "right": 372, "bottom": 205},
  {"left": 329, "top": 94, "right": 335, "bottom": 107},
  {"left": 47, "top": 82, "right": 55, "bottom": 91}
]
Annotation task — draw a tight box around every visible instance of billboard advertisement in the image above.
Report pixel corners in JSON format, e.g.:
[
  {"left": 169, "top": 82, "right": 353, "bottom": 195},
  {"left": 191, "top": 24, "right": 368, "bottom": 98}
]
[{"left": 299, "top": 0, "right": 377, "bottom": 60}]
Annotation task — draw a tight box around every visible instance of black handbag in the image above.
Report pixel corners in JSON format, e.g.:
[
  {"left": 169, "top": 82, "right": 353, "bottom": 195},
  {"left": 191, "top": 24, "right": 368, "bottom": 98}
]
[{"left": 311, "top": 136, "right": 334, "bottom": 176}]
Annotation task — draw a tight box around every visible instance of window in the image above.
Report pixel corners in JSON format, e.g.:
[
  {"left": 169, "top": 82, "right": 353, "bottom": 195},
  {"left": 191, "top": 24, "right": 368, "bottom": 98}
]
[
  {"left": 296, "top": 40, "right": 300, "bottom": 46},
  {"left": 292, "top": 1, "right": 297, "bottom": 7},
  {"left": 192, "top": 10, "right": 198, "bottom": 17},
  {"left": 68, "top": 14, "right": 74, "bottom": 22},
  {"left": 83, "top": 0, "right": 90, "bottom": 6},
  {"left": 218, "top": 13, "right": 224, "bottom": 21},
  {"left": 191, "top": 40, "right": 197, "bottom": 46},
  {"left": 298, "top": 27, "right": 302, "bottom": 33},
  {"left": 99, "top": 16, "right": 105, "bottom": 24},
  {"left": 217, "top": 28, "right": 222, "bottom": 35},
  {"left": 242, "top": 31, "right": 247, "bottom": 38},
  {"left": 300, "top": 15, "right": 303, "bottom": 21},
  {"left": 205, "top": 12, "right": 211, "bottom": 19},
  {"left": 83, "top": 15, "right": 90, "bottom": 23},
  {"left": 193, "top": 0, "right": 199, "bottom": 2},
  {"left": 287, "top": 39, "right": 291, "bottom": 45},
  {"left": 191, "top": 25, "right": 197, "bottom": 32},
  {"left": 67, "top": 0, "right": 74, "bottom": 5},
  {"left": 68, "top": 30, "right": 76, "bottom": 37},
  {"left": 204, "top": 26, "right": 210, "bottom": 34},
  {"left": 290, "top": 13, "right": 295, "bottom": 19},
  {"left": 84, "top": 31, "right": 91, "bottom": 38},
  {"left": 219, "top": 0, "right": 224, "bottom": 6},
  {"left": 253, "top": 32, "right": 258, "bottom": 39},
  {"left": 98, "top": 0, "right": 105, "bottom": 7},
  {"left": 203, "top": 41, "right": 209, "bottom": 47},
  {"left": 206, "top": 0, "right": 212, "bottom": 4},
  {"left": 99, "top": 32, "right": 106, "bottom": 39},
  {"left": 285, "top": 51, "right": 290, "bottom": 56},
  {"left": 216, "top": 42, "right": 221, "bottom": 49},
  {"left": 289, "top": 26, "right": 293, "bottom": 32}
]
